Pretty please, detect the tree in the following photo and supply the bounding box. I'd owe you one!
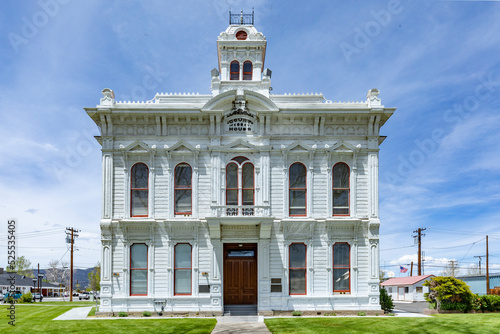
[423,276,475,312]
[466,264,481,276]
[380,287,394,313]
[6,255,34,278]
[88,262,101,292]
[45,259,69,284]
[440,261,460,277]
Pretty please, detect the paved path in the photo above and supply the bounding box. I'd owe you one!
[53,306,92,320]
[212,316,270,334]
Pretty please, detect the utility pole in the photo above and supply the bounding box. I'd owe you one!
[486,235,490,295]
[66,227,80,302]
[410,261,413,276]
[474,255,485,275]
[412,228,426,275]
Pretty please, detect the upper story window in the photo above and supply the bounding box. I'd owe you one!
[289,243,307,295]
[131,163,148,217]
[333,163,350,216]
[226,157,254,216]
[230,61,239,80]
[236,30,248,40]
[174,243,192,295]
[289,163,306,216]
[130,243,148,296]
[333,243,350,293]
[243,61,252,80]
[174,163,192,215]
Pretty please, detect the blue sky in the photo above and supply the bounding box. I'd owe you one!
[0,0,499,277]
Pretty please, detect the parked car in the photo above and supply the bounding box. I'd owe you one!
[91,291,100,300]
[73,292,79,296]
[3,291,22,303]
[32,293,43,302]
[79,292,90,300]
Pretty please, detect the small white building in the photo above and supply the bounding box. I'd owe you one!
[86,12,395,314]
[381,275,434,302]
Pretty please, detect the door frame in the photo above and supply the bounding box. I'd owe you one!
[223,242,258,306]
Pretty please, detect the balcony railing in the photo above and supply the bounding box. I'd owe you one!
[211,205,270,217]
[229,9,254,25]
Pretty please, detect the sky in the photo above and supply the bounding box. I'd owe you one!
[0,0,499,278]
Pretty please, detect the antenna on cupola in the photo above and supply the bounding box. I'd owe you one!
[229,7,254,25]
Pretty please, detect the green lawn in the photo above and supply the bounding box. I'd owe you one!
[265,314,500,334]
[0,304,216,333]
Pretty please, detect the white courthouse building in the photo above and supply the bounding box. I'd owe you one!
[86,12,395,315]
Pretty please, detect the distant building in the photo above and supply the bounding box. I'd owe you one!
[457,274,500,295]
[86,12,395,314]
[380,275,435,302]
[0,268,64,297]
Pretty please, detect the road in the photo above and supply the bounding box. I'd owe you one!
[393,301,429,314]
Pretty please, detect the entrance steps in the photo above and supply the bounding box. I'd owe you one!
[224,304,258,316]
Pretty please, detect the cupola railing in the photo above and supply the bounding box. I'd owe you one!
[229,9,254,25]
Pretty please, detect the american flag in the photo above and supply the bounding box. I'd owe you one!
[400,266,408,273]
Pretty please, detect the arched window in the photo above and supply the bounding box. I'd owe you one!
[131,163,148,217]
[236,30,247,40]
[130,243,147,296]
[243,61,252,80]
[174,163,192,215]
[333,243,350,293]
[289,163,306,216]
[289,243,306,295]
[174,243,192,295]
[333,163,350,216]
[230,61,239,80]
[226,157,254,216]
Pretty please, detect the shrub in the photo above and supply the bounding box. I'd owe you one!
[292,311,302,316]
[20,292,33,303]
[424,276,475,312]
[379,288,394,313]
[118,311,128,317]
[142,311,152,317]
[357,312,366,316]
[477,295,500,312]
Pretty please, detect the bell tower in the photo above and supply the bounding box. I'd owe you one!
[211,10,271,96]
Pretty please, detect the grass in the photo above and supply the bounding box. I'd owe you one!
[265,314,500,334]
[0,304,216,333]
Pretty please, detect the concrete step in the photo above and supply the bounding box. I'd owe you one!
[224,304,258,316]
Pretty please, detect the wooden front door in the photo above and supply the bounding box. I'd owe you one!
[223,243,258,305]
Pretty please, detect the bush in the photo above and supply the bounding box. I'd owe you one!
[477,295,500,312]
[142,311,152,317]
[292,311,302,316]
[424,276,475,312]
[357,312,366,316]
[20,292,33,303]
[118,312,128,317]
[380,288,394,313]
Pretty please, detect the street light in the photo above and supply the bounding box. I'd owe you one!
[32,278,37,301]
[38,273,45,301]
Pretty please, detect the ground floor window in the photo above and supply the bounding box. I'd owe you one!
[333,242,350,292]
[289,243,306,295]
[130,243,148,295]
[174,243,192,295]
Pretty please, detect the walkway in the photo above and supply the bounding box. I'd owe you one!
[53,306,93,320]
[212,316,270,334]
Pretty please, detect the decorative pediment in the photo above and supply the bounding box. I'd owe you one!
[328,141,360,153]
[122,141,150,153]
[201,89,279,113]
[167,141,199,153]
[281,141,313,153]
[223,139,259,150]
